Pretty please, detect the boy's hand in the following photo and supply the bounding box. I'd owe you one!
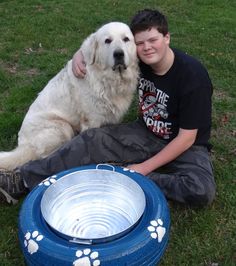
[127,163,150,176]
[72,50,87,78]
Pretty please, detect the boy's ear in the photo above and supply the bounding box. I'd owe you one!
[80,33,98,65]
[164,32,170,44]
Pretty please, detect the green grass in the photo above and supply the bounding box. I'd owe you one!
[0,0,235,265]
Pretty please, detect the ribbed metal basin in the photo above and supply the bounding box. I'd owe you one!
[40,167,146,244]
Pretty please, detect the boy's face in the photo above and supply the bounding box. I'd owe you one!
[134,27,170,67]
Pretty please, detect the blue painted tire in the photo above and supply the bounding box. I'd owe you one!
[18,165,170,266]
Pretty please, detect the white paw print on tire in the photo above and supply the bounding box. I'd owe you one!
[24,231,44,254]
[123,167,135,173]
[73,248,100,266]
[39,175,57,186]
[147,219,166,243]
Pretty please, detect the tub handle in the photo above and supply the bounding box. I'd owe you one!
[96,164,115,172]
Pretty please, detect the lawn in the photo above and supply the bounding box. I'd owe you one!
[0,0,235,265]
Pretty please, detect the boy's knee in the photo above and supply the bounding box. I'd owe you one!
[185,182,216,207]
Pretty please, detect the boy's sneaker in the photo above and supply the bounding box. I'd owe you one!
[0,169,27,204]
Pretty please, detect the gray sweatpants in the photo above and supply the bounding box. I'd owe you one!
[21,119,216,207]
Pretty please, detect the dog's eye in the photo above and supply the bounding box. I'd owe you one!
[123,37,130,42]
[105,38,112,44]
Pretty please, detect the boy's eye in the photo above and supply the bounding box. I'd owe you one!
[150,38,158,42]
[105,38,112,44]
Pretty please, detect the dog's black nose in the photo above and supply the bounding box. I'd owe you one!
[113,49,126,71]
[114,49,124,59]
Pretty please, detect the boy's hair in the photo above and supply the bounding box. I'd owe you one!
[130,9,168,36]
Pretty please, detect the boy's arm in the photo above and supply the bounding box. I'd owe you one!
[128,128,198,176]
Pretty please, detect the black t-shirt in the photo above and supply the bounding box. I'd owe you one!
[138,48,213,146]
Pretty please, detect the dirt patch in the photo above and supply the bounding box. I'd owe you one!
[0,60,40,77]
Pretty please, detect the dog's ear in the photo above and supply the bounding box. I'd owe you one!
[80,33,98,65]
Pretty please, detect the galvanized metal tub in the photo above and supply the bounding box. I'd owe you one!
[40,164,146,244]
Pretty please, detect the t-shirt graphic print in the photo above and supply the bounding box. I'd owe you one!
[139,77,172,140]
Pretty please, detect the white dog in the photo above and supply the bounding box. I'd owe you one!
[0,22,139,170]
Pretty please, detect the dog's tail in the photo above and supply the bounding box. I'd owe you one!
[0,145,37,170]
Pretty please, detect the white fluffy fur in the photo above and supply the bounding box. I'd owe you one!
[0,22,139,170]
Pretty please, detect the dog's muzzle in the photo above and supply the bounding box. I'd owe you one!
[112,49,127,71]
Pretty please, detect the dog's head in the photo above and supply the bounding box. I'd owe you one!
[81,22,137,72]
